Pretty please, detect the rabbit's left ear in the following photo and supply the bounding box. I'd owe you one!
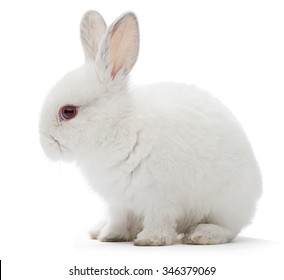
[99,12,139,79]
[80,10,107,61]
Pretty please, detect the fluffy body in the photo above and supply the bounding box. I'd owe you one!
[40,11,262,246]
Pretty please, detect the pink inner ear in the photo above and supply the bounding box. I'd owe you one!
[111,69,117,79]
[110,21,127,78]
[109,15,138,78]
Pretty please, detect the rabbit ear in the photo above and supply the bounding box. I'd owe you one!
[80,10,107,61]
[100,12,139,79]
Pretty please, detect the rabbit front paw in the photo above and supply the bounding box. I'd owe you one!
[98,225,133,242]
[134,230,176,246]
[89,220,107,240]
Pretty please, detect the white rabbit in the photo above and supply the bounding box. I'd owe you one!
[39,10,262,246]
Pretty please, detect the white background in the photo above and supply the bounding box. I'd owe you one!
[0,0,283,279]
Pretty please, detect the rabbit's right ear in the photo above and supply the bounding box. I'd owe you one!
[80,10,107,61]
[98,12,139,80]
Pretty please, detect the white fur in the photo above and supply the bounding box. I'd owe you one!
[39,11,262,246]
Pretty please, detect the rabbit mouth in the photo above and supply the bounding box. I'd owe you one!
[50,135,69,153]
[40,133,73,161]
[50,136,62,152]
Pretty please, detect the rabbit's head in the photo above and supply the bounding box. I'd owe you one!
[39,11,139,162]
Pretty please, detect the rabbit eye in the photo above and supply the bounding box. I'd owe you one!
[59,105,78,121]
